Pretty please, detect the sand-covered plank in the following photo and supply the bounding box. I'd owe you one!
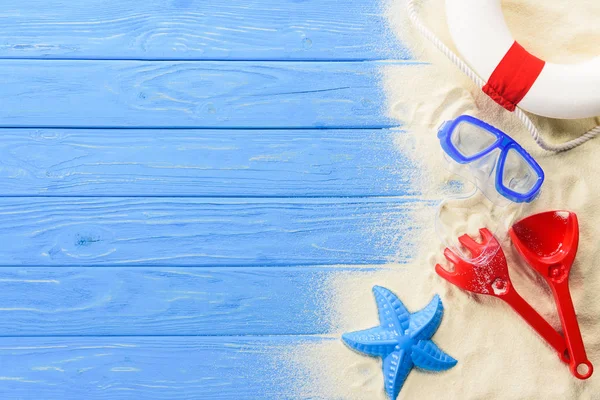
[0,0,408,61]
[0,60,408,128]
[0,197,419,266]
[0,266,382,336]
[0,335,329,399]
[0,128,415,197]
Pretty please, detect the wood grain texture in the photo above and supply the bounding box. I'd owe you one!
[0,128,415,197]
[0,0,409,61]
[0,335,329,399]
[0,3,420,398]
[0,60,409,128]
[0,197,421,266]
[0,266,386,336]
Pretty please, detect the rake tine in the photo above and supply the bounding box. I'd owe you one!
[443,247,462,266]
[479,228,494,242]
[458,233,483,253]
[435,263,457,282]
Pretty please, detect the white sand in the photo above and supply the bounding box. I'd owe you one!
[278,1,600,399]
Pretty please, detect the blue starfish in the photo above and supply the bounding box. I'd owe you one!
[342,286,457,399]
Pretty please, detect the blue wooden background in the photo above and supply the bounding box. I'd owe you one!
[0,1,417,398]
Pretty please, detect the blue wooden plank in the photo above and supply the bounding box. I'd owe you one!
[0,128,414,197]
[0,60,409,128]
[0,266,386,336]
[0,0,409,61]
[0,335,330,399]
[0,197,421,266]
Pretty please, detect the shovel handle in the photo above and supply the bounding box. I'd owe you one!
[551,281,593,379]
[502,289,569,364]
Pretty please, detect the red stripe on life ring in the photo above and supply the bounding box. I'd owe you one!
[482,41,545,112]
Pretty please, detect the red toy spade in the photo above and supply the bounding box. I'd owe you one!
[510,211,593,380]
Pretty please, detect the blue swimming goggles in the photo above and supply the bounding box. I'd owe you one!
[438,115,544,203]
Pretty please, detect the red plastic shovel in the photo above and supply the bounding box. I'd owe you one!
[435,228,569,364]
[510,211,593,379]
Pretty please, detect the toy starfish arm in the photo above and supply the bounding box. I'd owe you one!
[382,350,413,400]
[411,340,457,372]
[373,286,410,334]
[341,326,398,357]
[409,295,444,341]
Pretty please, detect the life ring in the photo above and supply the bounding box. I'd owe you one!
[445,0,600,120]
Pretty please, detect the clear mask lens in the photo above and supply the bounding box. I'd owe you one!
[451,120,498,158]
[502,148,538,196]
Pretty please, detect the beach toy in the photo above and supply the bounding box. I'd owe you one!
[435,228,569,365]
[406,0,600,152]
[342,286,457,400]
[438,115,544,204]
[510,211,593,379]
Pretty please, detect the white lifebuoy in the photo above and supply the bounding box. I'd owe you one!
[445,0,600,120]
